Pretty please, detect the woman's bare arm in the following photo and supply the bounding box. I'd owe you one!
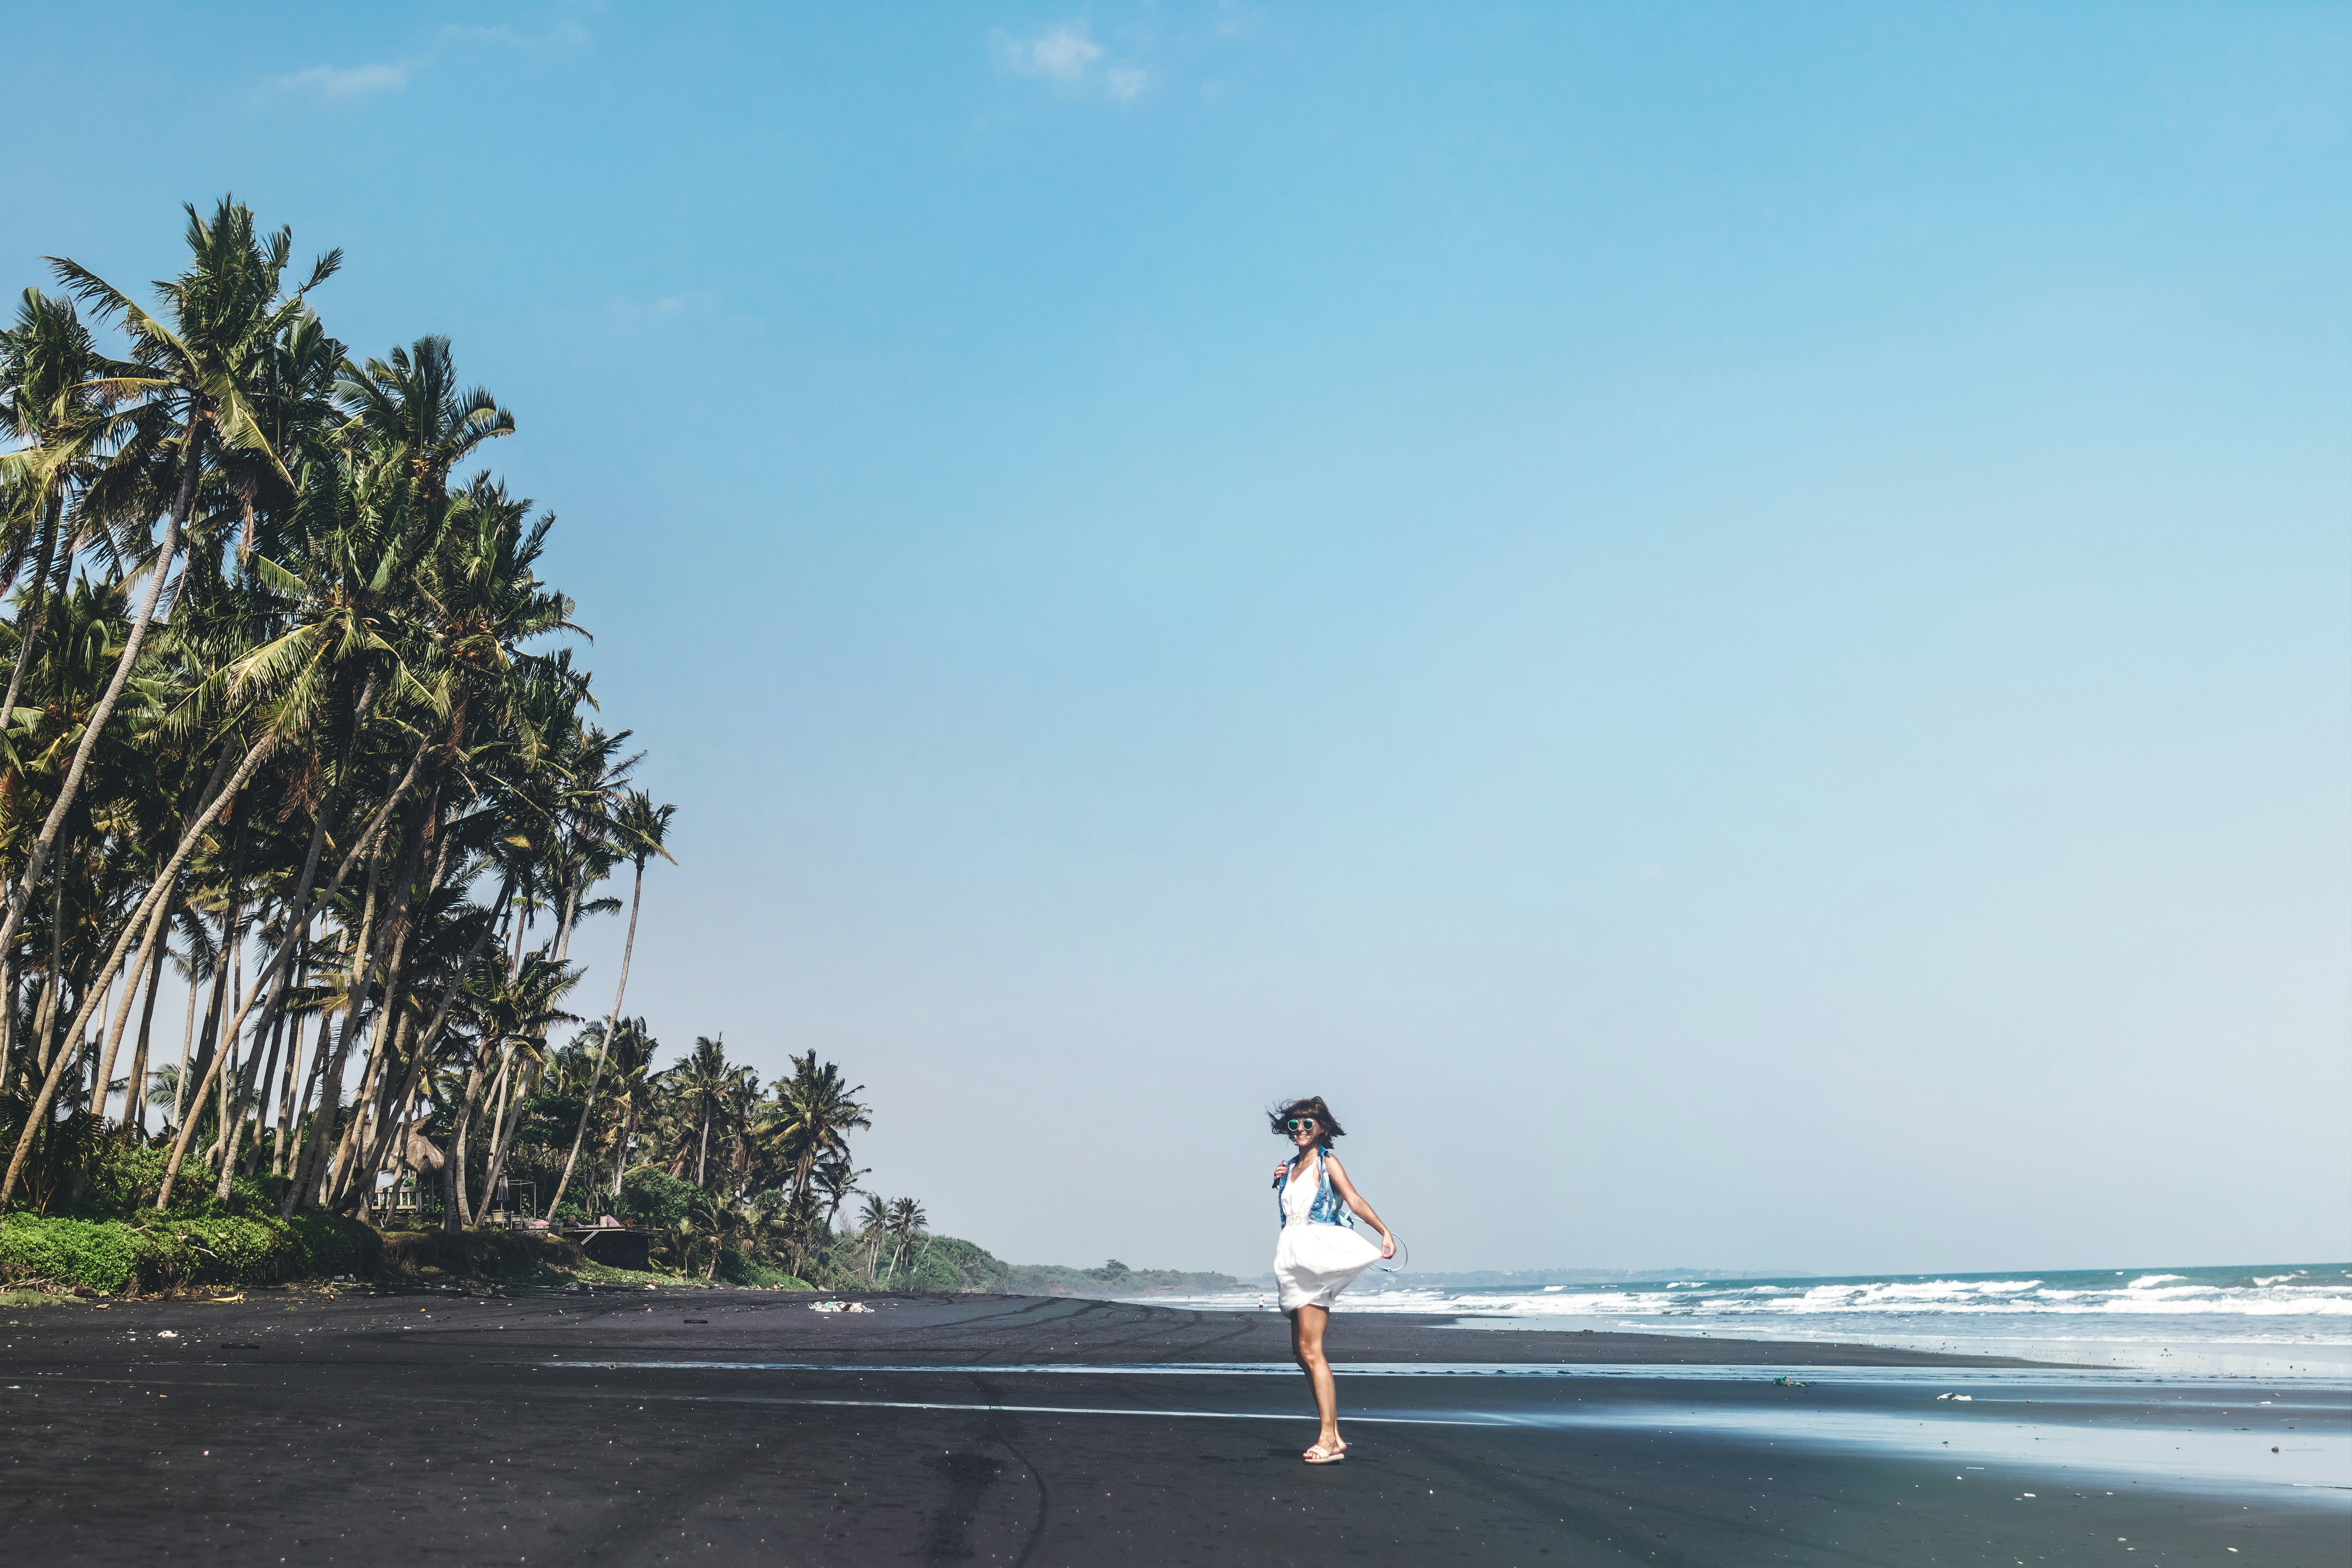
[1323,1156,1395,1253]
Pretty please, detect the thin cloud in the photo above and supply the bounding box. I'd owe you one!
[996,24,1104,82]
[993,22,1153,101]
[278,58,419,98]
[442,19,592,53]
[606,292,745,334]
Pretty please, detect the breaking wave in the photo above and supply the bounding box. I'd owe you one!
[1346,1267,2352,1321]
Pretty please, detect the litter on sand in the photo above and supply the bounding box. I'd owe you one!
[808,1301,872,1314]
[1936,1393,1973,1401]
[1772,1376,1809,1387]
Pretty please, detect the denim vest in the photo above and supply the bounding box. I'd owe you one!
[1273,1150,1354,1231]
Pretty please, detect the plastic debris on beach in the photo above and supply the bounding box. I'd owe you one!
[1772,1376,1808,1387]
[1936,1392,1973,1401]
[808,1301,872,1314]
[155,1330,178,1339]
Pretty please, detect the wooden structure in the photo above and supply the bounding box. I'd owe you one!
[565,1226,653,1270]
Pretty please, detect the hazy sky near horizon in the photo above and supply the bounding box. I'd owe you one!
[5,3,2346,1278]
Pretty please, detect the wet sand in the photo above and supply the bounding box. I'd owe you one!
[4,1287,2343,1564]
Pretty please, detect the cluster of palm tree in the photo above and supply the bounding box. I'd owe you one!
[857,1194,932,1289]
[509,1032,911,1283]
[0,198,678,1228]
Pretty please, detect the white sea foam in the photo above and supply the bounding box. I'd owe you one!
[1125,1261,2352,1374]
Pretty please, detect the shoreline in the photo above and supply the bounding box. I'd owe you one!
[7,1290,2341,1564]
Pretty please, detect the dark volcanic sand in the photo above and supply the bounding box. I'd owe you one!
[3,1287,2342,1565]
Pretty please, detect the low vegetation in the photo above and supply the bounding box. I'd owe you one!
[1005,1258,1242,1296]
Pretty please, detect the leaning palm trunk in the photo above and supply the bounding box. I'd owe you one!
[345,883,512,1228]
[0,492,63,728]
[0,414,204,969]
[238,990,290,1178]
[545,857,645,1218]
[218,897,303,1196]
[472,1043,535,1226]
[0,499,67,1059]
[93,904,174,1138]
[470,1051,515,1224]
[168,978,198,1131]
[84,736,245,1130]
[159,727,430,1211]
[320,811,439,1214]
[119,936,169,1144]
[284,851,385,1211]
[443,1044,494,1233]
[0,724,276,1205]
[341,818,458,1207]
[319,985,402,1214]
[269,937,312,1174]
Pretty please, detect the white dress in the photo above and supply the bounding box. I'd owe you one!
[1272,1152,1384,1312]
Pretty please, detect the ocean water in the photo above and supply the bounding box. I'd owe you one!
[1129,1263,2352,1378]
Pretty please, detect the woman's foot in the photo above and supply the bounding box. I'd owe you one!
[1303,1443,1345,1464]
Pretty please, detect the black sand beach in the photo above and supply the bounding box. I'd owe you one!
[4,1287,2343,1565]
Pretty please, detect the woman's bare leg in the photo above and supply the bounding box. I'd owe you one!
[1289,1304,1340,1453]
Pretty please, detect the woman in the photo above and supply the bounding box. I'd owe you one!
[1269,1096,1396,1464]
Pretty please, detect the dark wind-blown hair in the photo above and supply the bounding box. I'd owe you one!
[1270,1096,1345,1149]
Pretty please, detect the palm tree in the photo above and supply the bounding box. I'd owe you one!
[717,1068,764,1197]
[335,336,512,508]
[676,1187,737,1280]
[812,1155,867,1232]
[0,201,678,1242]
[593,1011,659,1194]
[885,1196,929,1288]
[5,210,369,1211]
[856,1193,890,1285]
[5,200,338,966]
[662,1035,737,1191]
[755,1051,872,1202]
[546,788,673,1216]
[438,947,580,1225]
[0,287,134,727]
[757,1186,829,1282]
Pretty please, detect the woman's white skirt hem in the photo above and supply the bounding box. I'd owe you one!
[1272,1222,1382,1312]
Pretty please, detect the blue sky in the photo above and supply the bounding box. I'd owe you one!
[6,4,2346,1275]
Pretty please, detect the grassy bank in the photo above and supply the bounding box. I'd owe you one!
[0,1211,824,1297]
[0,1145,1227,1299]
[0,1210,377,1296]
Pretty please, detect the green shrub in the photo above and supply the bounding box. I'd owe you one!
[0,1210,379,1294]
[0,1213,144,1292]
[63,1145,293,1222]
[78,1145,170,1217]
[920,1235,1013,1292]
[613,1168,698,1230]
[714,1248,810,1289]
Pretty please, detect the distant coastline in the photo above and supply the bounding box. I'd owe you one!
[988,1262,1812,1296]
[1004,1258,1244,1297]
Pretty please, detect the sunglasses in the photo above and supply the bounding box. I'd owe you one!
[1285,1118,1319,1132]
